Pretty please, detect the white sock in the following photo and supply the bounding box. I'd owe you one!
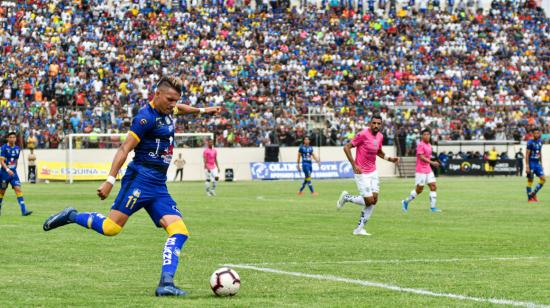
[405,190,417,203]
[212,180,217,191]
[356,205,374,229]
[429,191,437,208]
[344,194,366,206]
[205,181,211,192]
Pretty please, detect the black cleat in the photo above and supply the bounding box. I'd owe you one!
[22,211,33,216]
[43,207,77,231]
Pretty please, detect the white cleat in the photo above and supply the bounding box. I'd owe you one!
[353,228,372,236]
[337,191,348,210]
[210,190,216,196]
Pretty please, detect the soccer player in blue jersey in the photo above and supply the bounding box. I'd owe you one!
[526,128,545,202]
[0,132,32,216]
[297,137,320,195]
[43,76,221,296]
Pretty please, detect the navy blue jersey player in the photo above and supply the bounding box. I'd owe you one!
[526,128,545,202]
[43,76,221,296]
[0,132,32,216]
[297,137,320,195]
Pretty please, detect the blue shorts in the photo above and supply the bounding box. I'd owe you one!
[111,165,181,227]
[302,163,312,178]
[1,170,21,189]
[528,162,544,178]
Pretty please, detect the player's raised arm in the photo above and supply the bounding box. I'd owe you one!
[97,134,140,200]
[377,148,399,164]
[173,104,222,115]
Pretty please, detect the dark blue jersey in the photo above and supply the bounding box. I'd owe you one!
[0,144,20,170]
[128,103,175,176]
[526,138,542,164]
[299,145,314,164]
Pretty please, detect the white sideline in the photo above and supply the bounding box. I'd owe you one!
[239,256,550,266]
[224,264,550,308]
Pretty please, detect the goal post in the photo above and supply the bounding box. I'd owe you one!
[65,132,213,183]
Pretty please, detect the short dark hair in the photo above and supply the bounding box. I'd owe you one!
[532,127,540,133]
[7,132,16,137]
[371,114,382,121]
[421,128,431,135]
[156,76,183,96]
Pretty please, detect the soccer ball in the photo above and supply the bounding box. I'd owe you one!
[209,267,240,296]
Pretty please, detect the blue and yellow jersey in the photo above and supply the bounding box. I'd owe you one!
[527,138,542,165]
[128,103,175,176]
[0,144,20,171]
[299,145,314,165]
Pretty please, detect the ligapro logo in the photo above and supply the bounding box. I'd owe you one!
[338,161,352,174]
[251,163,268,178]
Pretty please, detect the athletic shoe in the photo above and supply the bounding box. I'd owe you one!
[210,190,216,197]
[297,191,304,196]
[402,200,409,212]
[352,228,372,236]
[532,194,539,202]
[528,197,538,203]
[43,207,76,231]
[430,207,442,213]
[22,211,33,216]
[155,284,187,297]
[336,191,348,210]
[311,192,319,197]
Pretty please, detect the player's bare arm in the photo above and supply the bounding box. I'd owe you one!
[215,157,220,173]
[173,104,222,115]
[419,154,439,167]
[97,134,140,200]
[0,156,14,177]
[343,142,361,174]
[312,153,320,164]
[297,152,302,171]
[377,149,399,164]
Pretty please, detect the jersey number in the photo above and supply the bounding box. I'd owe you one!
[125,196,138,209]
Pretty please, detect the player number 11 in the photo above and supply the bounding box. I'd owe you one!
[125,196,138,209]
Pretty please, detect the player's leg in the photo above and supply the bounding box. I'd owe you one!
[338,174,367,209]
[354,174,378,236]
[0,187,5,216]
[402,173,425,212]
[304,165,315,194]
[11,172,31,216]
[298,166,308,194]
[205,169,212,196]
[146,193,188,296]
[211,169,219,196]
[526,170,535,201]
[531,167,545,201]
[428,182,441,212]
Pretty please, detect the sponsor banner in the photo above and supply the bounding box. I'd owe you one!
[446,159,517,176]
[37,161,126,181]
[250,161,354,180]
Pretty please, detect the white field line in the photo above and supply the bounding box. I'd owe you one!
[237,256,550,266]
[225,264,550,308]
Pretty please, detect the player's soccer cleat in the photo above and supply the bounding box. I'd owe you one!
[336,191,348,210]
[297,191,304,196]
[22,211,33,216]
[311,192,318,196]
[430,207,442,213]
[210,190,216,197]
[353,228,372,236]
[528,196,538,203]
[43,207,77,231]
[529,194,539,202]
[401,200,409,212]
[155,284,188,297]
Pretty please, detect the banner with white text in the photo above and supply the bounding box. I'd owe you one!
[250,161,354,180]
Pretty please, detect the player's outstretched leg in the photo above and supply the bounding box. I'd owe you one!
[43,207,77,231]
[353,204,374,236]
[337,192,366,209]
[530,177,545,202]
[402,189,417,212]
[14,188,32,216]
[156,219,189,297]
[336,191,349,209]
[44,208,123,237]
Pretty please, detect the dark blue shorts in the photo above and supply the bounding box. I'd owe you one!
[111,165,181,227]
[302,163,312,178]
[528,162,544,178]
[1,171,21,189]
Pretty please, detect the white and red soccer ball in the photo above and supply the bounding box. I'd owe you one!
[210,267,241,296]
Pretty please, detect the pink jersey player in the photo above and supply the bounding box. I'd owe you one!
[416,141,432,174]
[203,147,217,171]
[351,127,384,174]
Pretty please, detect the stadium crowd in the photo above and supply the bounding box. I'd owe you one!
[0,0,548,149]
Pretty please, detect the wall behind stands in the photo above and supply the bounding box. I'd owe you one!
[14,145,549,182]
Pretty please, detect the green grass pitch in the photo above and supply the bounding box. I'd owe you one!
[0,177,548,307]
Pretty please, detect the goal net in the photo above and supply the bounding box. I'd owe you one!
[61,133,213,183]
